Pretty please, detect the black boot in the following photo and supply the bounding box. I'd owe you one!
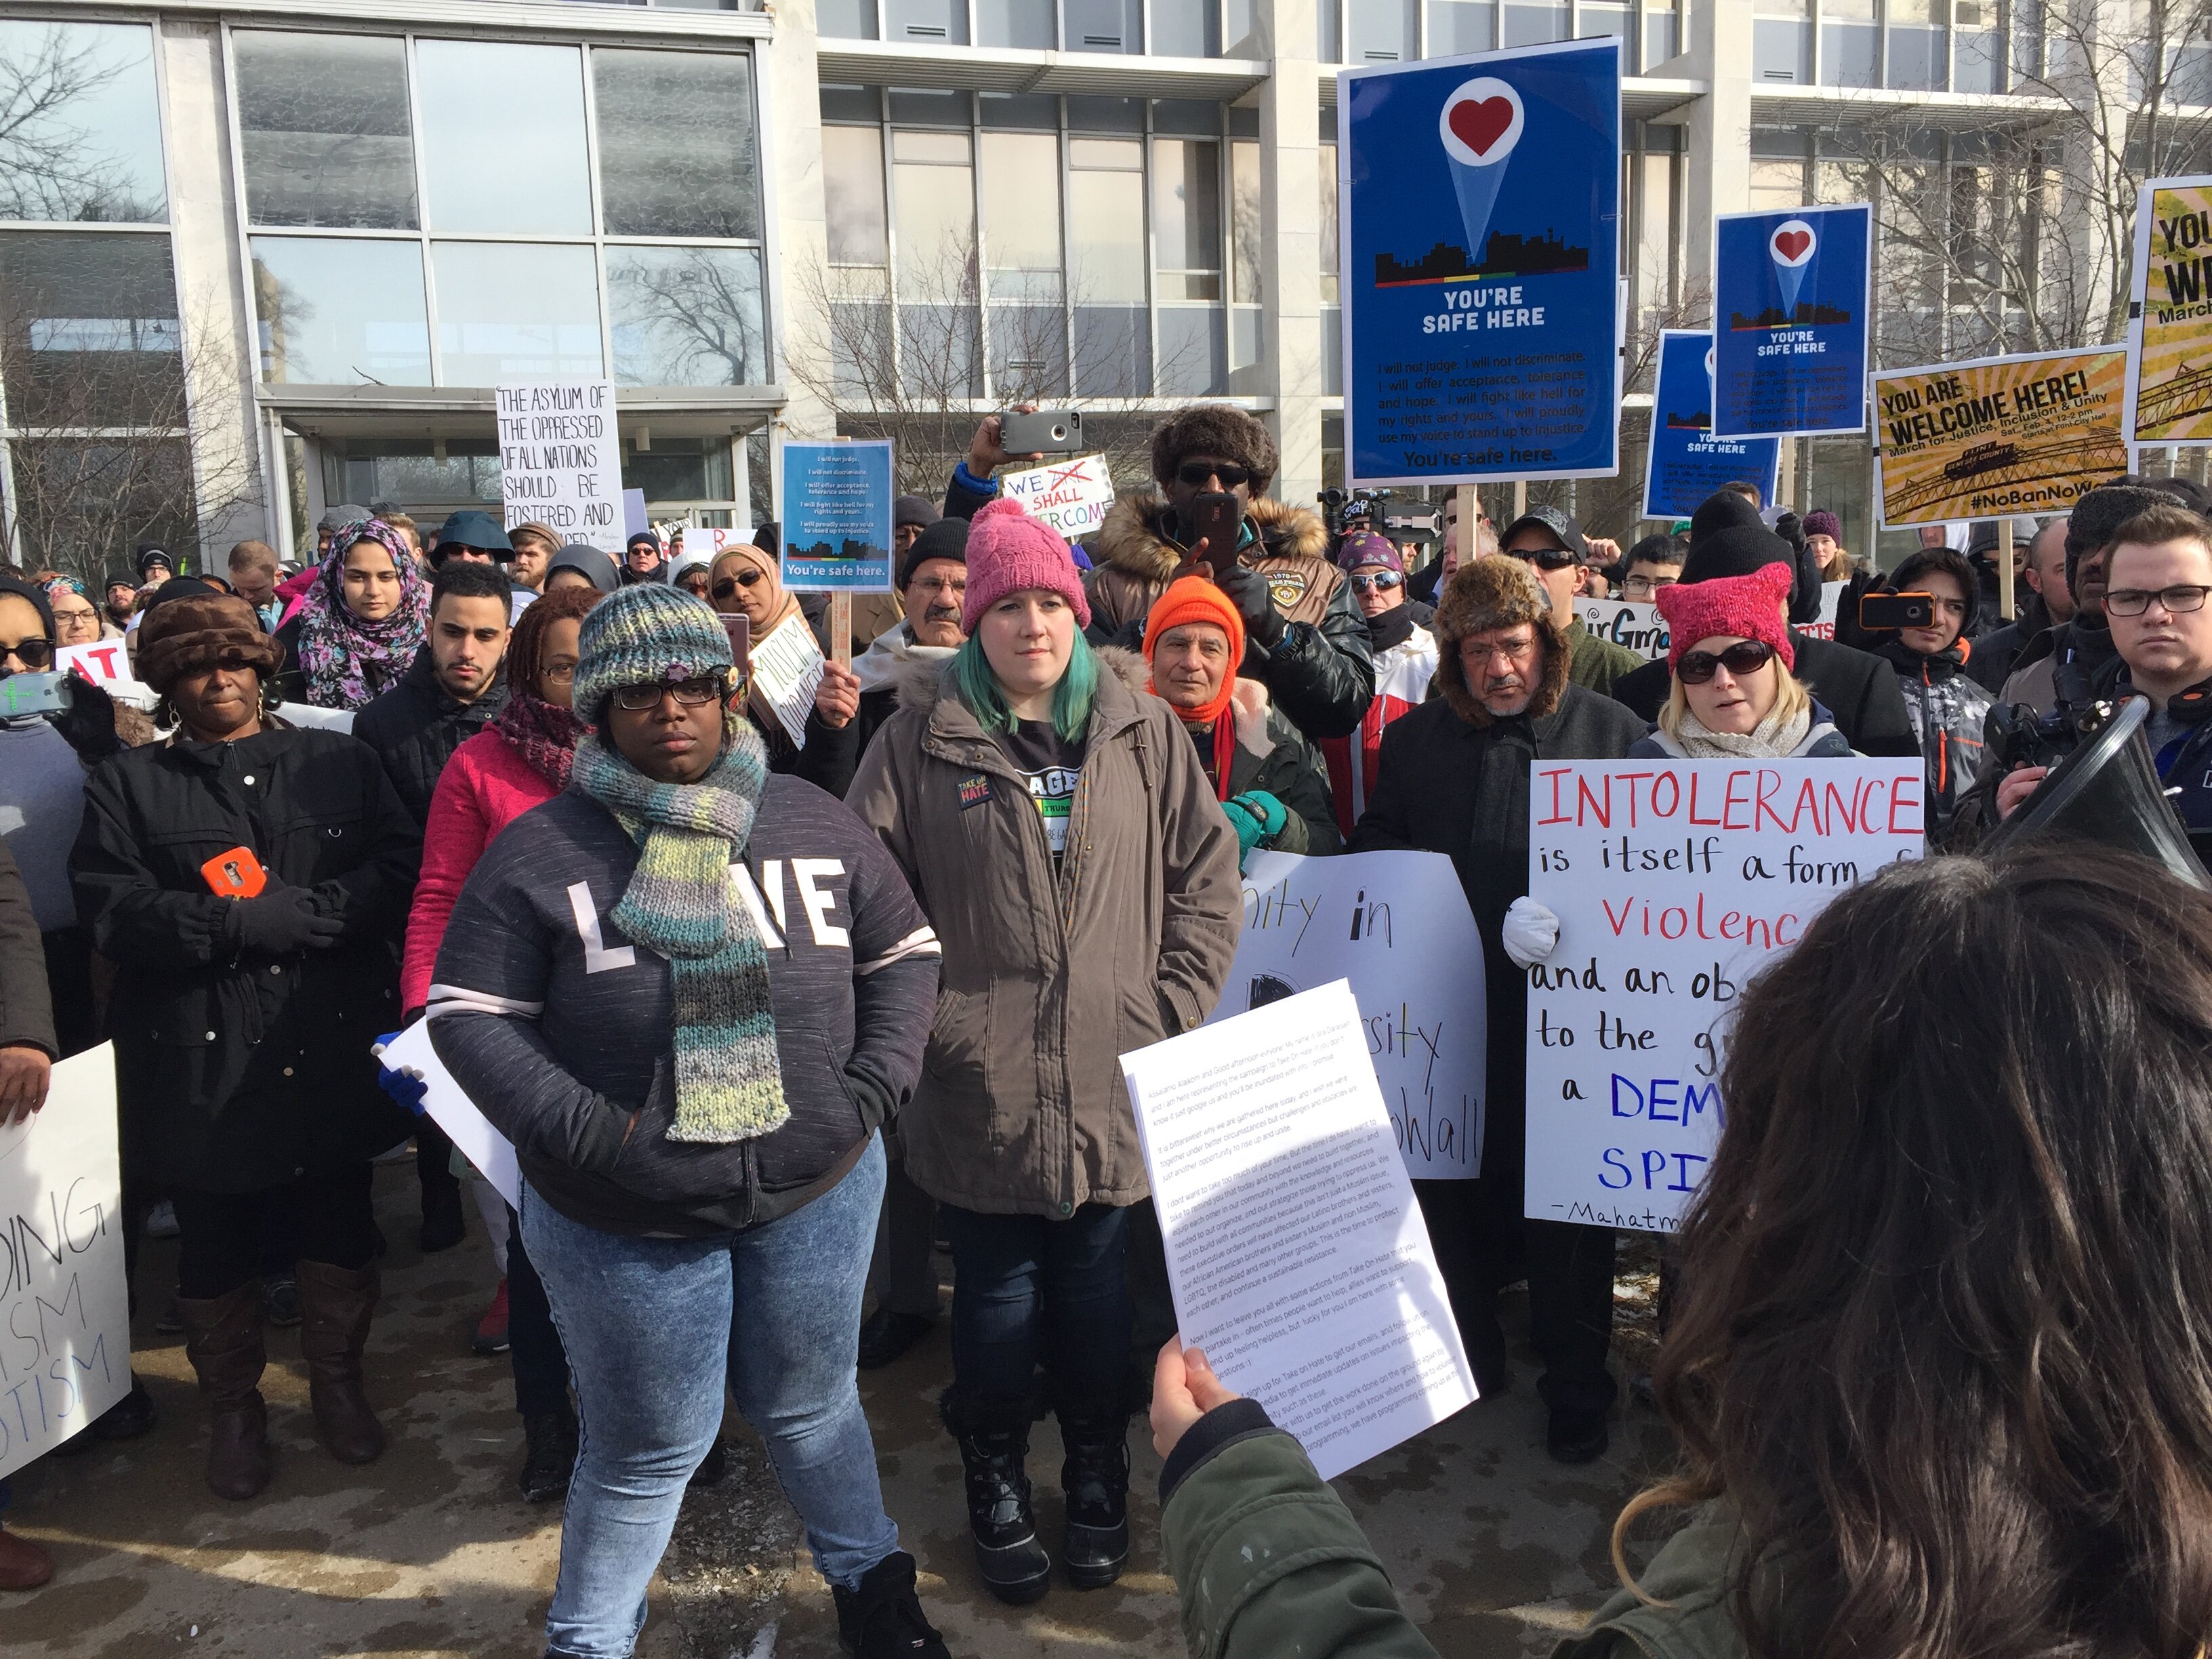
[832,1550,951,1658]
[1058,1411,1131,1589]
[943,1389,1050,1605]
[518,1402,577,1504]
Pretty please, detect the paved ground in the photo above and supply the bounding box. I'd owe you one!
[5,1162,1673,1658]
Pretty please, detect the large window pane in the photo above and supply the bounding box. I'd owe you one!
[978,0,1057,47]
[593,49,762,239]
[990,304,1070,398]
[234,32,416,230]
[1429,0,1496,53]
[1231,139,1261,303]
[1067,0,1142,51]
[1320,142,1339,304]
[1073,306,1149,395]
[1153,139,1222,299]
[417,41,592,234]
[1347,0,1417,63]
[12,436,196,579]
[620,432,731,502]
[0,231,180,426]
[1069,144,1147,304]
[1821,0,1879,86]
[608,245,766,386]
[1158,306,1225,395]
[1504,0,1568,45]
[819,0,878,39]
[824,126,890,266]
[251,235,431,384]
[892,129,975,303]
[1151,1,1223,56]
[0,21,165,224]
[981,132,1063,300]
[431,242,602,382]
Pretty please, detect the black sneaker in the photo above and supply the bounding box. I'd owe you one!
[689,1437,728,1490]
[92,1373,158,1441]
[262,1274,302,1328]
[1547,1408,1610,1465]
[518,1408,578,1504]
[857,1309,935,1370]
[834,1551,950,1658]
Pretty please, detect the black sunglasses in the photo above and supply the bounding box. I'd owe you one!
[0,636,56,670]
[1676,640,1776,684]
[1177,460,1253,488]
[1349,571,1404,593]
[710,570,766,600]
[1507,544,1580,572]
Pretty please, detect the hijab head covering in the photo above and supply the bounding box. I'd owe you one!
[547,542,621,595]
[294,516,430,708]
[710,542,802,638]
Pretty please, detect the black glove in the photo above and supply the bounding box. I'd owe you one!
[234,888,344,956]
[49,676,121,760]
[1214,563,1286,649]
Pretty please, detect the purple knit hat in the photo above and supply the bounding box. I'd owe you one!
[1801,509,1843,541]
[961,497,1092,631]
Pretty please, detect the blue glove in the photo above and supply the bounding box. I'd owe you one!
[1221,796,1267,861]
[1229,790,1288,838]
[373,1031,429,1115]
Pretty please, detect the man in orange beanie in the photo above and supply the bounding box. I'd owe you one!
[1141,577,1336,869]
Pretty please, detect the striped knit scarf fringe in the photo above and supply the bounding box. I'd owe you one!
[569,714,787,1143]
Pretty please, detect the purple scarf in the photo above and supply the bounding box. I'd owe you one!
[493,693,587,789]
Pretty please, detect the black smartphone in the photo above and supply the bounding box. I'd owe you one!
[1858,591,1935,631]
[1189,491,1242,574]
[999,409,1084,453]
[720,613,752,687]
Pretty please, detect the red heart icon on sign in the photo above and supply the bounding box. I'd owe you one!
[1774,230,1812,261]
[1448,97,1516,158]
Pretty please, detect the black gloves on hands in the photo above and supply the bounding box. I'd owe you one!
[235,887,344,956]
[1214,563,1287,649]
[49,676,123,760]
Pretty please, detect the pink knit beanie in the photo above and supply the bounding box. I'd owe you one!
[1655,561,1796,674]
[960,497,1092,632]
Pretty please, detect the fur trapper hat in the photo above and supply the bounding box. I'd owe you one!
[1431,554,1568,726]
[1149,405,1279,496]
[136,586,284,694]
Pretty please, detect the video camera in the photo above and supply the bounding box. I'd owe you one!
[1317,487,1391,539]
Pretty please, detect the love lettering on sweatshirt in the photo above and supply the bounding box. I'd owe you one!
[1521,760,1923,1235]
[565,859,853,972]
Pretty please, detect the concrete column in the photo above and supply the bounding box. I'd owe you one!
[1256,0,1324,512]
[160,20,266,559]
[1682,0,1755,294]
[761,0,836,451]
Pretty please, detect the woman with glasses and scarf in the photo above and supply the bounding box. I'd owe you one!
[706,541,832,771]
[399,581,600,1505]
[272,516,431,710]
[71,585,420,1501]
[428,584,951,1659]
[1321,531,1441,838]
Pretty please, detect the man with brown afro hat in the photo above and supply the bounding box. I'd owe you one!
[1349,554,1644,1466]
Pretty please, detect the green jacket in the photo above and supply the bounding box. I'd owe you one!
[1161,1404,1750,1659]
[1566,619,1645,695]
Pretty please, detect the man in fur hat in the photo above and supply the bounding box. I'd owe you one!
[1350,555,1645,1466]
[951,405,1374,741]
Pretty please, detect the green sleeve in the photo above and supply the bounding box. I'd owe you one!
[1162,1431,1441,1659]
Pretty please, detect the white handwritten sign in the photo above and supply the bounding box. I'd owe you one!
[1581,581,1846,660]
[1000,453,1117,541]
[750,613,827,750]
[497,380,623,539]
[1123,981,1477,1479]
[0,1046,131,1478]
[1206,851,1484,1179]
[1523,760,1922,1233]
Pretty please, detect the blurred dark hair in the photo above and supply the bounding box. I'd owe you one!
[1626,532,1687,570]
[1625,848,2212,1659]
[428,558,513,617]
[506,581,601,697]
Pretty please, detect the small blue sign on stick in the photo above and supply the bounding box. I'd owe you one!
[1642,330,1782,519]
[779,441,895,592]
[1340,38,1622,486]
[1710,203,1872,438]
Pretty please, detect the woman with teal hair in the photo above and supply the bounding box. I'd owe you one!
[849,497,1242,1607]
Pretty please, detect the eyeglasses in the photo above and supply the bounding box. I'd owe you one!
[1465,636,1538,665]
[1505,544,1580,572]
[1349,571,1404,593]
[2105,584,2212,617]
[1622,573,1679,598]
[541,662,577,683]
[1677,640,1776,684]
[710,571,765,600]
[609,674,726,712]
[1176,460,1253,488]
[0,636,56,670]
[910,576,967,596]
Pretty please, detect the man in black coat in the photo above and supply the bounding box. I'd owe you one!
[351,558,512,1253]
[1608,493,1919,758]
[1351,555,1646,1467]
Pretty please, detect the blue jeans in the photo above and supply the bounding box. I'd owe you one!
[941,1202,1132,1418]
[523,1136,898,1659]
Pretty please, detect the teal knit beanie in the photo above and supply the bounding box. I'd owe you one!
[573,583,734,724]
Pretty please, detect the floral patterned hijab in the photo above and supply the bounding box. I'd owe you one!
[293,517,428,708]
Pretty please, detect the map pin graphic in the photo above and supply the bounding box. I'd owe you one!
[1438,77,1524,273]
[1770,219,1816,322]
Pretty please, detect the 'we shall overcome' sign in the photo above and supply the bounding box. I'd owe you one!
[1522,760,1922,1233]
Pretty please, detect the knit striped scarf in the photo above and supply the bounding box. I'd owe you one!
[570,714,787,1143]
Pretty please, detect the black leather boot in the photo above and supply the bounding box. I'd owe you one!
[943,1389,1050,1605]
[1057,1410,1131,1589]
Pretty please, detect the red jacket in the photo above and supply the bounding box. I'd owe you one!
[400,728,557,1014]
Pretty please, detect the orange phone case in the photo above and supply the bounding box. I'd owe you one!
[201,845,268,899]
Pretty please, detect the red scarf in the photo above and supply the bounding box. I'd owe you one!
[493,693,588,789]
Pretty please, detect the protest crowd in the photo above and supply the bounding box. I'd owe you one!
[9,386,2212,1659]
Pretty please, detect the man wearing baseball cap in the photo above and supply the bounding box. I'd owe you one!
[1497,506,1641,695]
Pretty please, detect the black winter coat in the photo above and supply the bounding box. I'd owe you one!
[352,647,510,827]
[0,842,56,1058]
[1611,633,1919,759]
[70,726,422,1191]
[1349,685,1645,1200]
